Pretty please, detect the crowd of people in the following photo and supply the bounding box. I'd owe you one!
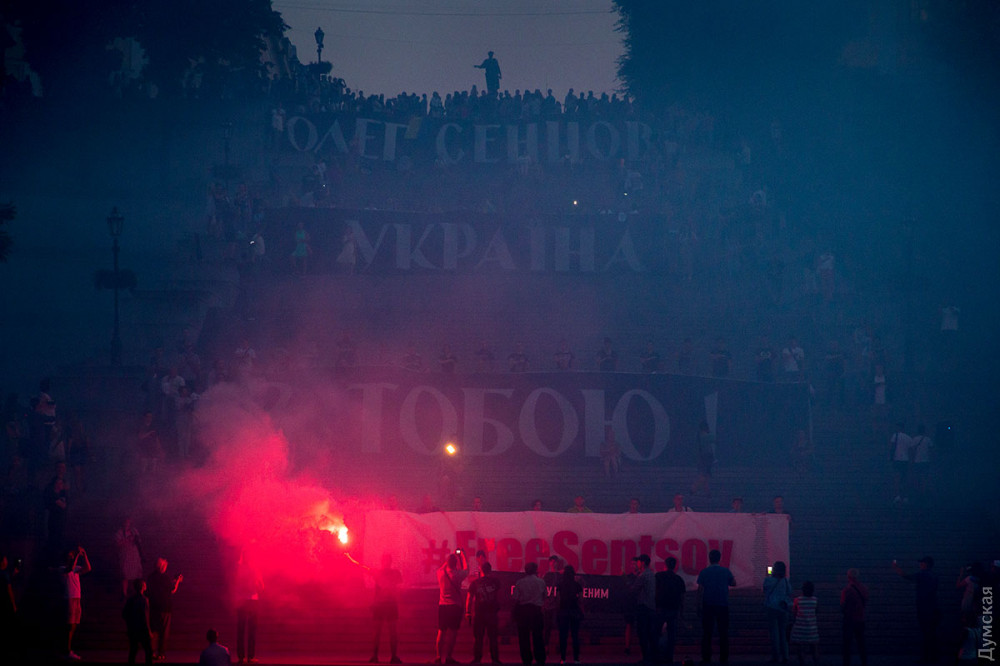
[357,546,997,666]
[274,47,723,138]
[191,325,913,425]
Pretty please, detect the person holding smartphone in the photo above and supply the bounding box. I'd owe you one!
[763,561,793,663]
[59,546,92,661]
[435,550,468,664]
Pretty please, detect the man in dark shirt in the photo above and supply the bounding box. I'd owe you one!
[840,568,869,666]
[542,556,562,654]
[507,343,529,373]
[631,554,657,663]
[697,549,736,664]
[123,579,153,666]
[199,629,231,666]
[596,337,618,372]
[467,562,501,664]
[639,342,661,373]
[655,556,686,666]
[893,556,939,663]
[146,558,182,661]
[553,340,575,371]
[621,557,639,656]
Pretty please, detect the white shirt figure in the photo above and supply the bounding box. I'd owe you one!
[911,433,933,464]
[890,430,914,463]
[782,344,804,374]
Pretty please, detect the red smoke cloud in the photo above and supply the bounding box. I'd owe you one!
[170,383,357,604]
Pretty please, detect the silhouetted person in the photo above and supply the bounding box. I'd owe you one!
[632,554,657,663]
[467,562,501,664]
[542,555,562,652]
[639,341,662,373]
[122,579,153,665]
[507,343,529,372]
[512,561,546,665]
[553,338,575,371]
[840,568,868,666]
[889,423,913,504]
[596,337,618,372]
[655,556,685,666]
[436,551,468,664]
[893,556,939,663]
[199,629,232,666]
[567,495,592,513]
[763,561,792,663]
[697,548,735,664]
[234,548,263,664]
[475,52,502,96]
[556,565,584,663]
[368,553,403,664]
[147,557,182,660]
[115,517,144,598]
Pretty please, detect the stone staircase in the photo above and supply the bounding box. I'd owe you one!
[7,194,992,662]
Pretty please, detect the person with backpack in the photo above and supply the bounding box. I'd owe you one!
[763,561,793,663]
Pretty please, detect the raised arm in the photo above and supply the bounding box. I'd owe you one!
[77,547,92,575]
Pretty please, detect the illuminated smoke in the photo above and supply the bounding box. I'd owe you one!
[163,381,357,604]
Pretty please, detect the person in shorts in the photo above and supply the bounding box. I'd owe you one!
[435,551,468,664]
[60,546,92,660]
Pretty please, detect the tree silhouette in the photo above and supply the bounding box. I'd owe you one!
[612,1,860,111]
[5,0,286,100]
[613,1,1000,112]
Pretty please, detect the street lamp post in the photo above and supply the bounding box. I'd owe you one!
[314,26,325,63]
[107,207,125,366]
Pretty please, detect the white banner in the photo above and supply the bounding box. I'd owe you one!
[362,510,789,590]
